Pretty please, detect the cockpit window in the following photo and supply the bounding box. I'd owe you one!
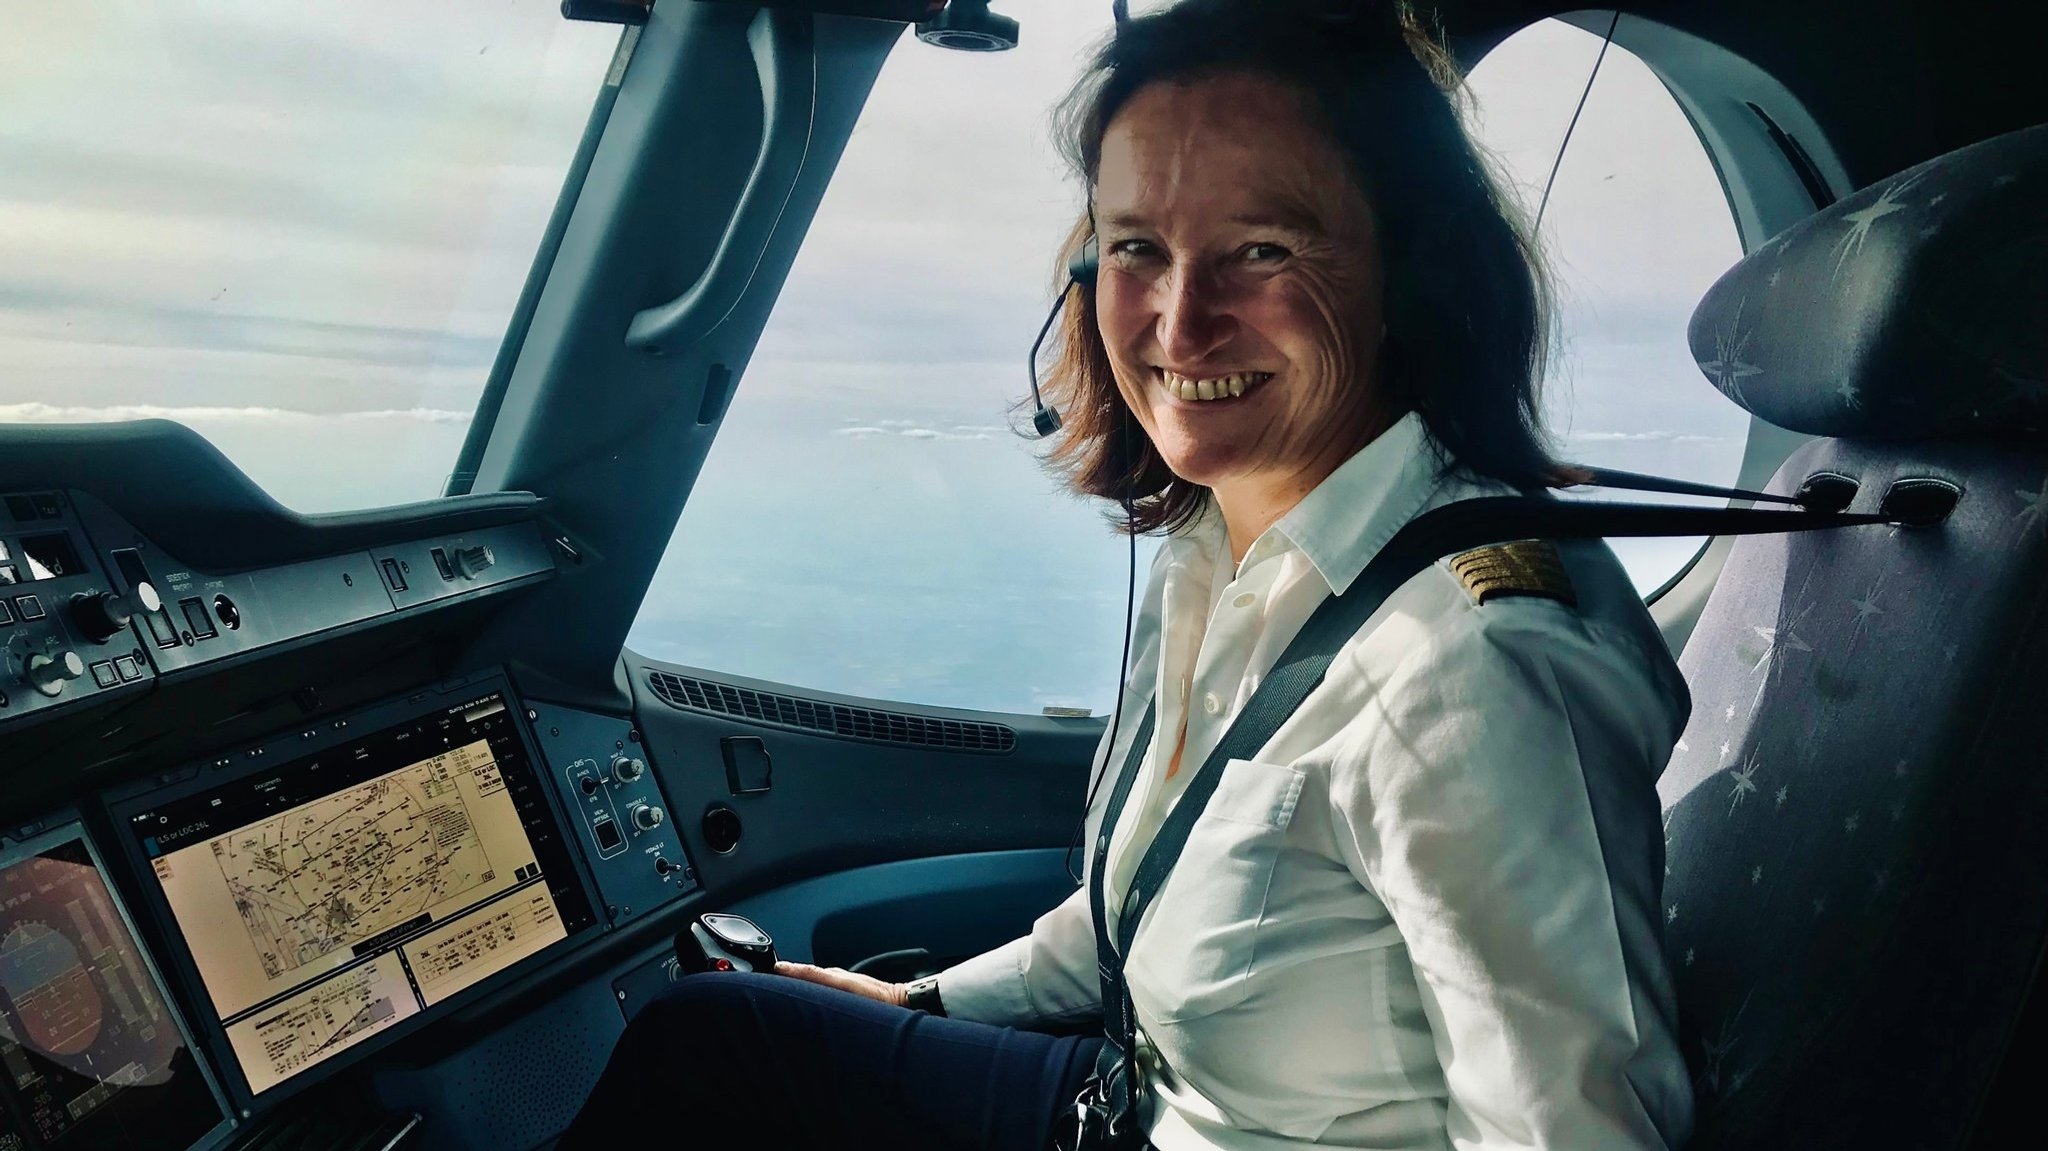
[626,9,1752,714]
[628,1,1146,716]
[1467,19,1751,592]
[0,0,620,512]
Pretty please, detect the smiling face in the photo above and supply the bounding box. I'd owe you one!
[1093,70,1393,517]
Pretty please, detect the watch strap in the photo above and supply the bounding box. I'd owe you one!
[905,974,946,1016]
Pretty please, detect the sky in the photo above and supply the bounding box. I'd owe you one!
[0,0,1751,714]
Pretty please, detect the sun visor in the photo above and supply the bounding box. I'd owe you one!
[1687,122,2048,440]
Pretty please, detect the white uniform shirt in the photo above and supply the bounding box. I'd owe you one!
[939,412,1695,1150]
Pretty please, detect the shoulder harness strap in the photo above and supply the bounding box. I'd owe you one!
[1448,539,1576,606]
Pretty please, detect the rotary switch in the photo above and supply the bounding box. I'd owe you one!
[612,755,646,784]
[26,651,86,697]
[630,803,666,832]
[71,582,162,644]
[453,545,495,579]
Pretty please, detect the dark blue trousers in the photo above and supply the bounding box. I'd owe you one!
[558,972,1104,1150]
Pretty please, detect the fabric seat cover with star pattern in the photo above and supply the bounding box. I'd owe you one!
[1656,121,2048,1149]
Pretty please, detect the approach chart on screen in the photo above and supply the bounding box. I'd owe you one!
[212,746,505,980]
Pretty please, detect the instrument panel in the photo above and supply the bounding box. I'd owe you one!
[1,672,697,1147]
[0,821,232,1151]
[0,462,698,1147]
[0,492,156,722]
[0,486,554,734]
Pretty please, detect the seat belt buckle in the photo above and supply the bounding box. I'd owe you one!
[1053,1063,1149,1151]
[1053,1078,1114,1151]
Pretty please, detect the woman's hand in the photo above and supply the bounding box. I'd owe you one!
[771,960,910,1007]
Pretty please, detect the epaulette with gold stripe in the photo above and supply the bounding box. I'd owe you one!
[1447,540,1577,607]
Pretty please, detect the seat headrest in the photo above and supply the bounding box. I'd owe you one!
[1688,122,2048,440]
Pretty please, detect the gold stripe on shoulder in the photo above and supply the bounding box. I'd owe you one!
[1448,540,1577,607]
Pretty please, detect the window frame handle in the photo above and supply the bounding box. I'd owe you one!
[625,8,815,356]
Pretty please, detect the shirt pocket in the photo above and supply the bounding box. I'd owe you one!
[1127,758,1306,1024]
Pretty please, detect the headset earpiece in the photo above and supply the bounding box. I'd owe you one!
[1068,234,1099,287]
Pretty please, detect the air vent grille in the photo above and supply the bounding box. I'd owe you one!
[647,671,1016,754]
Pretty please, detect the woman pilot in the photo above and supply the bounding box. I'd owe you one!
[561,1,1693,1147]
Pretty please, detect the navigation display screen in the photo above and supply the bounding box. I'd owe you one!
[120,690,594,1096]
[0,828,226,1150]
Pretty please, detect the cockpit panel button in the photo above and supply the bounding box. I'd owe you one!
[13,594,45,621]
[114,655,143,681]
[145,608,181,648]
[180,597,217,641]
[90,661,119,688]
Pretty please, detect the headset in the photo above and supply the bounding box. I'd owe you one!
[1028,227,1130,886]
[1025,234,1099,438]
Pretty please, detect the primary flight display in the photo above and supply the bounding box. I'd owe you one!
[0,827,227,1151]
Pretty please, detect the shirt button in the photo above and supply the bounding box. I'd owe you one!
[1232,592,1256,608]
[1202,692,1221,716]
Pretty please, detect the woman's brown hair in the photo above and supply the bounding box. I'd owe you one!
[1037,0,1570,535]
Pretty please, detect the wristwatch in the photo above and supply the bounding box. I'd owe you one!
[904,974,946,1016]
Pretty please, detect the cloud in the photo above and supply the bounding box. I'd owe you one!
[1,136,564,254]
[830,421,998,442]
[0,402,470,425]
[0,0,615,422]
[1566,430,1731,444]
[0,285,501,369]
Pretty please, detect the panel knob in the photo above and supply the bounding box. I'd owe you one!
[70,583,162,643]
[27,651,86,697]
[454,545,495,579]
[612,755,646,784]
[631,803,665,832]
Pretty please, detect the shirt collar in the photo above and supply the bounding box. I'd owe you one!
[1166,410,1442,595]
[1272,410,1444,595]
